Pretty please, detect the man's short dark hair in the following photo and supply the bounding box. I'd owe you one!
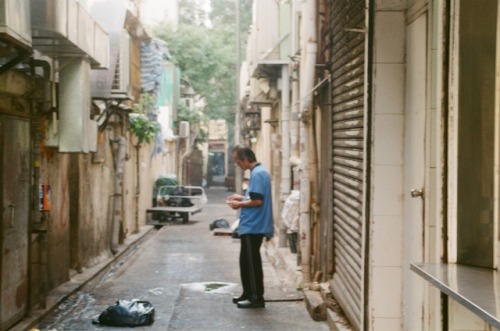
[233,145,257,163]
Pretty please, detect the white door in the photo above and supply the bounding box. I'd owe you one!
[403,13,428,331]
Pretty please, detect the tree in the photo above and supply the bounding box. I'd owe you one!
[179,0,210,26]
[153,0,252,140]
[129,93,159,145]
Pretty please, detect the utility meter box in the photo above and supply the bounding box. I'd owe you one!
[179,121,190,138]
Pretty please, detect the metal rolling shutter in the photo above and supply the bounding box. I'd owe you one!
[329,1,366,330]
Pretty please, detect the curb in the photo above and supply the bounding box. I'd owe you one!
[265,238,354,331]
[10,225,156,331]
[264,237,302,288]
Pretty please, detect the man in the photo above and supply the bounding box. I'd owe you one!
[227,145,273,309]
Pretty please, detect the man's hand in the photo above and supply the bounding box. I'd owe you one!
[226,194,243,210]
[227,201,241,210]
[226,194,243,202]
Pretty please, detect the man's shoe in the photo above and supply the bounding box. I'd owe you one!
[232,295,248,304]
[236,299,265,309]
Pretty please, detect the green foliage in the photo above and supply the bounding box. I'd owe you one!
[129,115,159,145]
[177,103,205,123]
[133,93,157,116]
[179,0,210,26]
[129,93,160,145]
[177,103,208,145]
[152,0,253,144]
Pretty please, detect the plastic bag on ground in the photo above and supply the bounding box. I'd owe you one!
[209,218,230,230]
[94,299,155,326]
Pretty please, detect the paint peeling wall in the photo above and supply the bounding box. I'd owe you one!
[38,124,164,293]
[40,152,72,288]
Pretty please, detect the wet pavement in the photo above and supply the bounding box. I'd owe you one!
[18,187,329,331]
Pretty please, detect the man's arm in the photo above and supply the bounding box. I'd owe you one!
[227,194,263,210]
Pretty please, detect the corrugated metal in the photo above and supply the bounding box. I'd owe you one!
[141,39,166,93]
[329,0,366,330]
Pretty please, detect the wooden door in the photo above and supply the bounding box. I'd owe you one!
[0,115,30,330]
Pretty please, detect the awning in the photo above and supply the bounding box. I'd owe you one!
[31,0,109,69]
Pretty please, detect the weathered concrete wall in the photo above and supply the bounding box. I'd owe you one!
[122,134,164,236]
[40,152,72,290]
[76,151,114,267]
[138,142,164,224]
[37,123,165,295]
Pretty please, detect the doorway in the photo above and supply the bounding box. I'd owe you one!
[0,115,30,330]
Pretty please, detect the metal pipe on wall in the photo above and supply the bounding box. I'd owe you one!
[235,0,243,195]
[290,0,300,168]
[279,64,291,247]
[298,0,317,284]
[135,144,140,233]
[111,135,127,254]
[29,59,52,310]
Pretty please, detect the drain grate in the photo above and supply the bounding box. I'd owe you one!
[204,283,227,292]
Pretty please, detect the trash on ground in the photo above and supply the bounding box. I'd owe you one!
[209,218,229,230]
[93,299,154,327]
[231,218,240,239]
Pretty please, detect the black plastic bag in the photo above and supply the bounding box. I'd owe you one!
[209,218,230,230]
[94,299,154,327]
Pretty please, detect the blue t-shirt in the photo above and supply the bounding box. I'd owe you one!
[239,163,274,238]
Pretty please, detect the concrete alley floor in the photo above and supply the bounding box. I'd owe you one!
[22,187,329,331]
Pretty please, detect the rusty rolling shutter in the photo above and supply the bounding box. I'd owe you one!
[329,0,366,330]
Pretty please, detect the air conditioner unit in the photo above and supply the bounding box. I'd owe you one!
[0,0,31,48]
[111,31,131,97]
[179,121,190,138]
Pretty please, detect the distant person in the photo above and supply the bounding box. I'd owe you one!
[226,145,273,309]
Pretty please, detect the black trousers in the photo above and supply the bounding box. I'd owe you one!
[239,234,264,300]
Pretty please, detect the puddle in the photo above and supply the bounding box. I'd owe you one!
[181,281,237,294]
[204,283,227,291]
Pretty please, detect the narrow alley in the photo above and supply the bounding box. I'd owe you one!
[24,187,328,331]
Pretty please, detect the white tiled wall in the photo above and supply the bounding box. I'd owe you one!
[449,301,490,331]
[369,8,406,331]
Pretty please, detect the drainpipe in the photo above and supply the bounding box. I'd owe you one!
[111,135,127,254]
[135,144,140,233]
[279,64,291,247]
[290,0,300,169]
[29,59,52,310]
[298,0,317,284]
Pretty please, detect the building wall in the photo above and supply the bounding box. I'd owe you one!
[37,120,164,293]
[371,0,498,330]
[0,72,32,328]
[74,152,114,267]
[369,2,406,329]
[40,147,72,289]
